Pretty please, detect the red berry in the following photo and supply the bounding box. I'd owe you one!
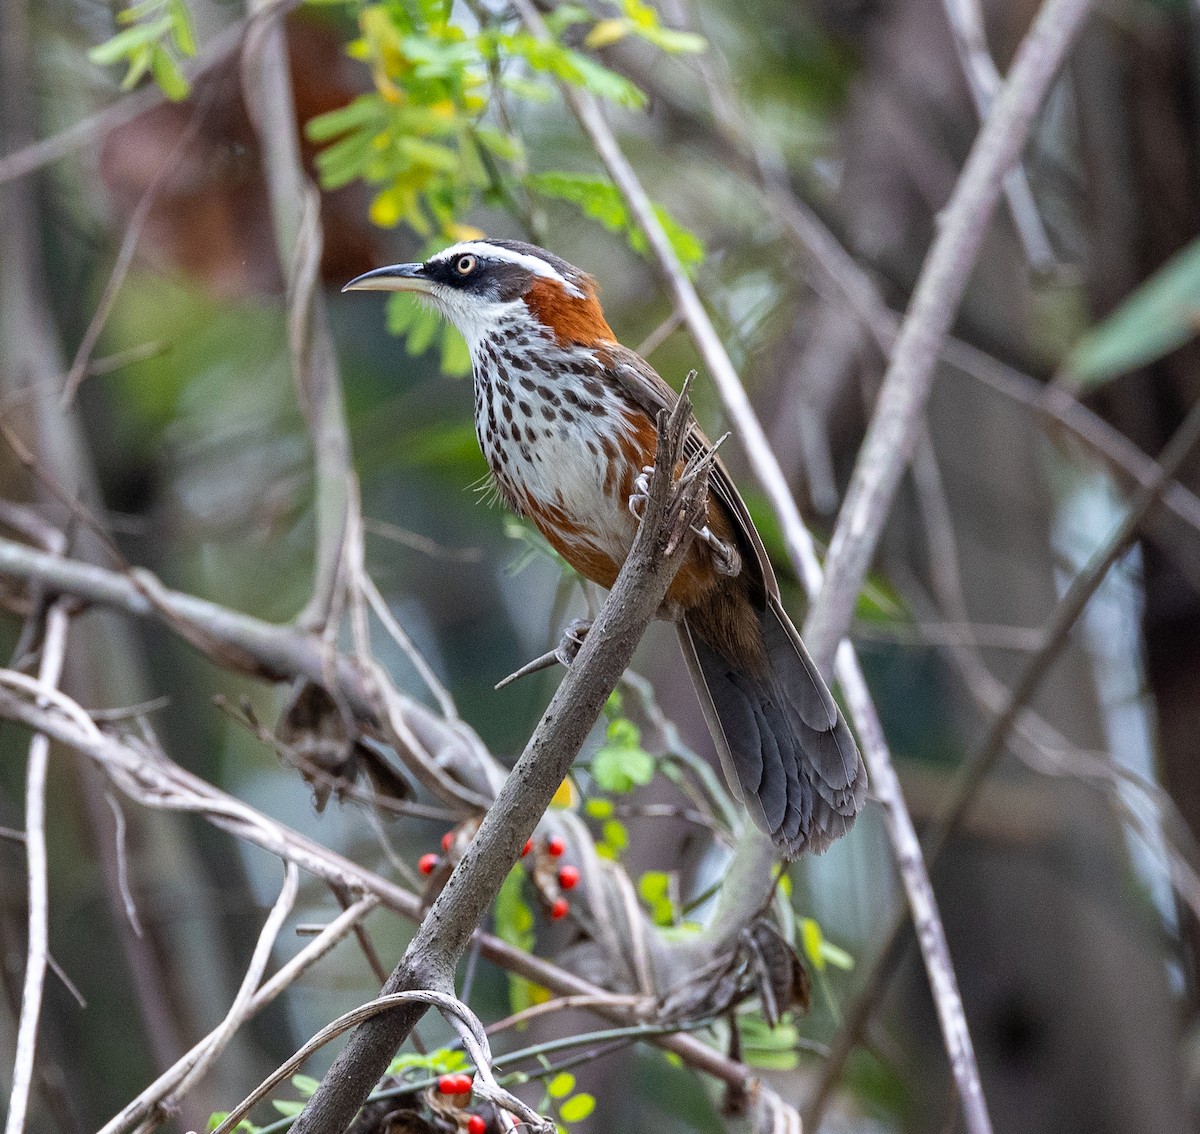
[558,865,580,890]
[441,830,455,852]
[418,853,440,876]
[438,1073,472,1095]
[546,835,566,857]
[521,838,533,857]
[467,1116,487,1134]
[549,897,570,920]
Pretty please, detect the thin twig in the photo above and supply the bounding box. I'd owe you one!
[0,21,247,187]
[61,87,215,406]
[5,598,69,1134]
[211,991,553,1134]
[166,863,299,1110]
[241,0,354,632]
[941,0,1057,272]
[361,573,459,721]
[99,894,378,1134]
[105,791,144,937]
[0,679,759,1098]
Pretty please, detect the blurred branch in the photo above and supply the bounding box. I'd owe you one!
[643,21,1200,547]
[805,0,1097,673]
[61,88,216,406]
[509,2,989,1130]
[941,0,1057,272]
[0,20,246,186]
[241,0,352,631]
[4,597,69,1134]
[101,894,379,1134]
[286,390,714,1134]
[804,391,1200,1127]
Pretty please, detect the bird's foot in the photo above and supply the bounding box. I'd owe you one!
[495,618,593,690]
[627,466,655,522]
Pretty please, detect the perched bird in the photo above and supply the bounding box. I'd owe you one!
[344,240,866,854]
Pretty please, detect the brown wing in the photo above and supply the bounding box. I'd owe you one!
[604,344,778,610]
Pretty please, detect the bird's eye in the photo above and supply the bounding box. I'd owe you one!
[454,255,477,276]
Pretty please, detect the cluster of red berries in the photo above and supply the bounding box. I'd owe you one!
[435,1075,486,1133]
[416,831,580,920]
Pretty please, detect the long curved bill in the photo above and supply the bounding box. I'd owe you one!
[341,263,431,294]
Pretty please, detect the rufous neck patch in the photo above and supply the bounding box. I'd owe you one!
[523,275,616,347]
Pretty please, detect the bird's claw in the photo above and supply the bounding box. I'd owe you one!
[627,465,655,521]
[692,524,741,577]
[495,618,593,689]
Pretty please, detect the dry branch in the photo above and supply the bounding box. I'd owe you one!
[4,599,69,1134]
[285,390,712,1134]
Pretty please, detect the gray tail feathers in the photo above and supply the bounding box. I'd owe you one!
[677,595,866,855]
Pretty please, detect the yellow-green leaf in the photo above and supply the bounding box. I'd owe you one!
[559,1094,596,1122]
[548,1072,576,1099]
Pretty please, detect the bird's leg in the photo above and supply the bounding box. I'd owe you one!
[495,617,592,690]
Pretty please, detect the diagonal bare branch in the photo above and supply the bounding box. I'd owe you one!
[284,390,713,1134]
[804,0,1099,675]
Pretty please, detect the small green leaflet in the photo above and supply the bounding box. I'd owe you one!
[527,172,705,271]
[559,1094,597,1122]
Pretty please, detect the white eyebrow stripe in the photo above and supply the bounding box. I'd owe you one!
[431,241,586,299]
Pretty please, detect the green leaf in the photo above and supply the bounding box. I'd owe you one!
[440,324,471,377]
[584,797,614,819]
[291,1075,320,1097]
[501,74,554,102]
[798,916,854,972]
[606,717,639,747]
[1067,235,1200,391]
[386,293,421,335]
[149,45,189,100]
[601,819,628,852]
[799,917,826,972]
[88,17,171,65]
[559,1094,596,1122]
[548,1072,576,1099]
[591,743,654,793]
[527,171,704,270]
[169,0,197,55]
[208,1114,259,1134]
[495,865,535,949]
[637,870,670,902]
[271,1101,305,1118]
[738,1014,799,1071]
[306,96,384,143]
